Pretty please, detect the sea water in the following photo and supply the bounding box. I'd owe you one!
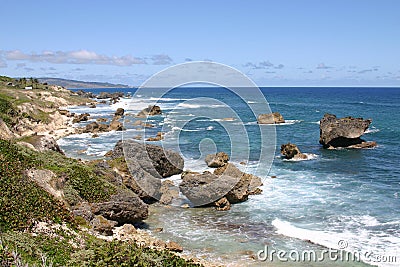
[59,87,400,266]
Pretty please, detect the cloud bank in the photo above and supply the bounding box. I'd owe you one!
[2,49,174,66]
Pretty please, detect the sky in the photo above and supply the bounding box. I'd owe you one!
[0,0,399,86]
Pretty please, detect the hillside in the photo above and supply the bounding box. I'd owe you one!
[39,77,131,89]
[0,76,202,267]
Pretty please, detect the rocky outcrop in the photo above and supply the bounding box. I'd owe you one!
[257,112,285,124]
[0,119,15,140]
[280,143,307,160]
[179,163,262,209]
[214,163,263,203]
[114,108,125,117]
[91,215,117,236]
[109,119,123,131]
[113,108,125,121]
[91,190,148,224]
[97,92,124,100]
[112,140,184,178]
[137,105,162,117]
[73,113,90,123]
[75,90,95,98]
[26,135,65,155]
[205,152,229,167]
[159,180,180,205]
[319,113,377,148]
[108,140,184,201]
[24,168,65,200]
[146,132,163,141]
[82,122,109,133]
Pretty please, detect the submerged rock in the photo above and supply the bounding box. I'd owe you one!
[257,112,285,124]
[205,152,229,168]
[319,113,376,148]
[280,143,308,160]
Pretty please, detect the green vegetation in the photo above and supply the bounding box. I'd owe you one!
[0,76,203,266]
[0,139,73,231]
[0,231,202,267]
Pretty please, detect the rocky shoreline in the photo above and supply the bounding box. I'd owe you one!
[0,79,379,266]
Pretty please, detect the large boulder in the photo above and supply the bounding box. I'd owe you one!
[257,112,285,124]
[83,122,109,133]
[109,119,123,131]
[109,140,184,201]
[179,163,263,208]
[319,113,376,148]
[136,105,162,117]
[280,143,307,160]
[205,152,229,168]
[91,190,148,224]
[112,140,184,178]
[115,108,125,117]
[179,171,231,206]
[214,163,263,203]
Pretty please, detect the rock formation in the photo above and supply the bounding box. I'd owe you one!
[26,135,65,155]
[205,152,229,167]
[91,190,148,224]
[257,112,285,124]
[107,140,184,201]
[146,132,163,141]
[179,163,262,209]
[73,113,90,123]
[319,113,377,148]
[137,105,162,117]
[280,143,308,160]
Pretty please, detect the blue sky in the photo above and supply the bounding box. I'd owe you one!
[1,0,399,86]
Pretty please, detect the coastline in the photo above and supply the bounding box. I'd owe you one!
[0,80,215,266]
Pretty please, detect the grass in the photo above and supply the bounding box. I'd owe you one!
[0,231,202,267]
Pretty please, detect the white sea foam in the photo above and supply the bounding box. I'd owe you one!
[206,126,214,131]
[282,153,318,161]
[365,128,380,134]
[272,218,400,267]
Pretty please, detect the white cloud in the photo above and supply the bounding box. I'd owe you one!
[3,49,151,66]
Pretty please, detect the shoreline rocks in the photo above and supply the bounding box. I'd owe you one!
[257,112,285,124]
[179,162,263,209]
[205,152,229,168]
[319,113,377,149]
[280,143,307,160]
[137,105,162,118]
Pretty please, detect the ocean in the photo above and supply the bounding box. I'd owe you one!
[59,87,400,266]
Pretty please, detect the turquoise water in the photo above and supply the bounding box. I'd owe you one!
[60,87,400,266]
